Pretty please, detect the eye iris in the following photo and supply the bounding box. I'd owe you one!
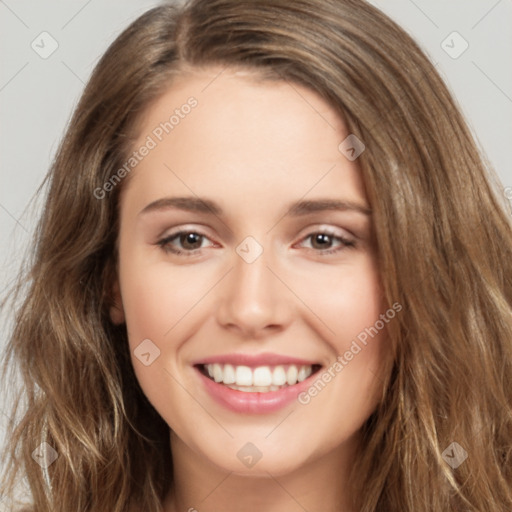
[181,232,202,250]
[311,233,332,250]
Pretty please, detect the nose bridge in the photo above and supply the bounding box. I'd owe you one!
[232,238,276,310]
[234,244,271,298]
[216,235,290,334]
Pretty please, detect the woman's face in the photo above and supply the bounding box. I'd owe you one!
[112,66,390,476]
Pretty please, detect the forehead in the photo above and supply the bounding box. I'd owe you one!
[121,66,368,215]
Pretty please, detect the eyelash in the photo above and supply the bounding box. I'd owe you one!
[156,229,356,257]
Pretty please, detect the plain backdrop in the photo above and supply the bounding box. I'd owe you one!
[0,0,511,507]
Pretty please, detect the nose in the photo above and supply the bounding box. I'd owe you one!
[215,244,292,339]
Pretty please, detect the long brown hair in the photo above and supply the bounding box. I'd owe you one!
[1,0,511,510]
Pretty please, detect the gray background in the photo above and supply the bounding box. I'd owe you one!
[0,0,511,506]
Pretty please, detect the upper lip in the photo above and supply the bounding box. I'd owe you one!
[193,352,321,367]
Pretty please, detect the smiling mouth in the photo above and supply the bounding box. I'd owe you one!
[196,363,322,392]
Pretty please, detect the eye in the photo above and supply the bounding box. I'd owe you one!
[156,228,356,257]
[156,230,214,256]
[297,230,356,255]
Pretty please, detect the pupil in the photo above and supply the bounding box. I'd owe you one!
[182,233,201,249]
[312,233,331,249]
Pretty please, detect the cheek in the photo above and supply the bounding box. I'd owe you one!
[292,257,383,344]
[117,254,219,405]
[119,257,210,345]
[331,264,387,392]
[294,257,387,399]
[338,274,383,343]
[117,258,200,417]
[296,269,389,443]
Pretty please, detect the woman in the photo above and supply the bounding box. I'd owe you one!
[1,0,511,511]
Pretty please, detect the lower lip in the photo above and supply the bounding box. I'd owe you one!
[195,366,319,414]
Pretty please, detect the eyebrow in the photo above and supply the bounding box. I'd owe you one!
[139,196,372,217]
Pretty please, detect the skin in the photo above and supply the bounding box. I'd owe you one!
[110,66,390,512]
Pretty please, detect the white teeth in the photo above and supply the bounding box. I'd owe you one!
[253,366,272,386]
[286,365,298,385]
[223,364,236,384]
[225,384,282,392]
[203,363,316,389]
[213,363,223,383]
[272,366,287,386]
[235,365,253,386]
[297,366,312,382]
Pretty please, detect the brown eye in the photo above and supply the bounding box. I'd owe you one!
[178,232,203,250]
[310,233,335,250]
[298,231,356,256]
[157,230,212,256]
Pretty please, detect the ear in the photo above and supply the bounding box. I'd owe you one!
[109,278,126,325]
